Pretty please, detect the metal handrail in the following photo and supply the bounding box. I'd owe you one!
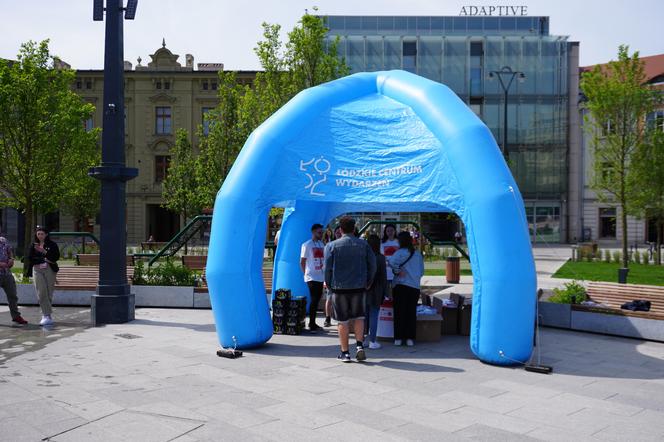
[49,231,100,245]
[146,215,213,266]
[357,219,470,261]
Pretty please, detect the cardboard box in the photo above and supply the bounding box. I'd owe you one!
[458,304,472,336]
[441,307,459,335]
[416,314,442,342]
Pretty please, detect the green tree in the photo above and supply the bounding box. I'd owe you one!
[580,45,658,269]
[285,8,348,90]
[630,128,664,264]
[60,136,101,232]
[169,11,349,212]
[193,71,249,209]
[0,40,98,263]
[162,129,202,222]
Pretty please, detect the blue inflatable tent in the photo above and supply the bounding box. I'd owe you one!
[206,70,536,365]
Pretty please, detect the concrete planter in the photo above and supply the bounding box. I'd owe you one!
[16,284,39,304]
[538,300,664,343]
[131,285,194,308]
[571,310,664,342]
[1,284,203,309]
[538,301,571,329]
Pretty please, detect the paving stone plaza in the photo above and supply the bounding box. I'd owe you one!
[1,247,663,441]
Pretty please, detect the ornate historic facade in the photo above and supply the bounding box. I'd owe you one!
[63,42,256,244]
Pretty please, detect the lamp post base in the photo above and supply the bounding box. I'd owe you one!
[91,294,135,325]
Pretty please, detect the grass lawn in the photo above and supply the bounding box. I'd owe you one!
[553,260,664,286]
[424,268,473,276]
[424,259,472,276]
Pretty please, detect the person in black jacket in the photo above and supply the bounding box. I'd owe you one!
[27,226,59,326]
[365,234,388,349]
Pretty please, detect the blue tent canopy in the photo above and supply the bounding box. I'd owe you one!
[206,70,536,365]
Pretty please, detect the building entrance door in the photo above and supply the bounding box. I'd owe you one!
[525,203,561,243]
[146,205,180,242]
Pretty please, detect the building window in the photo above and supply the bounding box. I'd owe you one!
[403,41,417,73]
[202,107,213,136]
[155,155,171,183]
[602,119,615,136]
[470,41,484,97]
[202,81,209,90]
[211,81,217,90]
[469,98,483,117]
[76,81,82,89]
[164,81,170,90]
[647,110,664,132]
[84,117,94,132]
[155,107,172,134]
[156,81,162,89]
[599,207,617,239]
[86,81,92,89]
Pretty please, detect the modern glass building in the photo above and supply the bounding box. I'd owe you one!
[324,16,581,243]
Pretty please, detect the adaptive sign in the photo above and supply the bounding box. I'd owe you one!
[460,5,528,16]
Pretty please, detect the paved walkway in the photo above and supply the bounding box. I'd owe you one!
[1,306,664,441]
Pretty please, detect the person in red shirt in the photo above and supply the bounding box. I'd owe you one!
[380,224,399,289]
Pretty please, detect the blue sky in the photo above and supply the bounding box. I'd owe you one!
[1,0,662,69]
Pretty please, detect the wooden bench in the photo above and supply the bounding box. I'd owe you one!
[76,254,135,267]
[181,255,207,271]
[54,265,134,291]
[573,282,664,320]
[181,255,273,293]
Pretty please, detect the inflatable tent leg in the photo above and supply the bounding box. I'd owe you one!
[273,201,328,310]
[207,201,273,349]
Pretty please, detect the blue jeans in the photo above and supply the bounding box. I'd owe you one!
[366,304,380,342]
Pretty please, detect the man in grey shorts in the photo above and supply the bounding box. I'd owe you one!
[324,217,376,362]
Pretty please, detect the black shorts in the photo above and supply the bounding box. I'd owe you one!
[332,290,366,323]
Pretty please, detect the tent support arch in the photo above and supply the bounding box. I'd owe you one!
[206,70,536,365]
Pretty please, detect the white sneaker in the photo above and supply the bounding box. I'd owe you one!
[394,339,402,346]
[369,341,382,350]
[39,315,53,326]
[406,339,415,347]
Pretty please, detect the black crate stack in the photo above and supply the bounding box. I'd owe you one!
[272,289,306,335]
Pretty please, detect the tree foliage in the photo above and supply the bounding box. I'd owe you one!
[580,45,658,268]
[0,40,98,256]
[162,129,201,218]
[629,128,664,264]
[163,11,349,213]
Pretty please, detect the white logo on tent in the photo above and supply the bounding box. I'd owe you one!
[300,156,331,197]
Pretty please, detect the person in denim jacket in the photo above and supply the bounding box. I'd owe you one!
[324,216,376,362]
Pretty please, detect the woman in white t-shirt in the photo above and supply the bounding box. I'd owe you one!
[380,224,399,289]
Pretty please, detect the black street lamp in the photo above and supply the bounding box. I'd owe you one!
[89,0,139,324]
[488,66,525,161]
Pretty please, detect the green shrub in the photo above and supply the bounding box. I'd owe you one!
[549,281,587,304]
[132,259,197,286]
[612,250,621,264]
[643,252,649,265]
[586,252,594,262]
[603,249,611,263]
[634,251,641,264]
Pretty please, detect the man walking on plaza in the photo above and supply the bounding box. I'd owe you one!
[324,217,376,362]
[0,235,28,325]
[301,223,326,331]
